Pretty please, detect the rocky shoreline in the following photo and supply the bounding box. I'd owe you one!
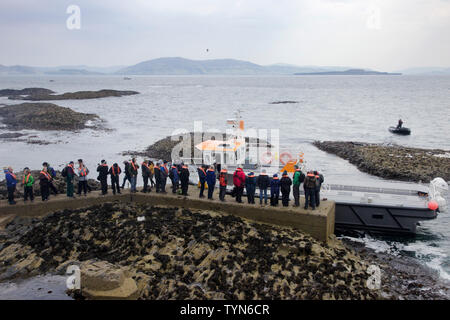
[1,88,139,101]
[0,201,447,300]
[313,141,450,183]
[0,170,100,201]
[0,202,379,300]
[0,103,100,131]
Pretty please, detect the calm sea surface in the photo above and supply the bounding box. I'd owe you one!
[1,75,449,286]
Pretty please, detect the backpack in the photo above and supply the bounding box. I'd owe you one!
[61,167,68,177]
[305,176,316,189]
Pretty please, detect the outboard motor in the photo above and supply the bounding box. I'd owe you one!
[429,177,449,212]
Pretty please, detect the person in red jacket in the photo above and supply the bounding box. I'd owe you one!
[233,166,246,203]
[218,168,228,201]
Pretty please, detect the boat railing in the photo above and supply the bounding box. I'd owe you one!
[323,184,422,196]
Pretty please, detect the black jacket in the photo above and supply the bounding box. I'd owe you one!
[257,174,270,189]
[97,165,109,180]
[180,167,190,183]
[280,176,292,193]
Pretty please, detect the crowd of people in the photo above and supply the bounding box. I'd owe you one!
[3,159,324,210]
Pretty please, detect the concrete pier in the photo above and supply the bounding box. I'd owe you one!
[0,189,335,242]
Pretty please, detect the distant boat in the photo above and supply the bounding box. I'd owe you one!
[123,77,132,80]
[389,126,411,135]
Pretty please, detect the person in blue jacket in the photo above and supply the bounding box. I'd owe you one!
[4,167,17,205]
[270,173,280,206]
[197,165,207,198]
[245,171,256,204]
[206,165,216,200]
[169,163,180,194]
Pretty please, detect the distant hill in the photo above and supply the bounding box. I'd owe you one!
[294,69,401,76]
[116,57,355,75]
[116,57,268,75]
[0,65,36,75]
[1,58,448,76]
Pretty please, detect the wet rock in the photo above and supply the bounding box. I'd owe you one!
[79,260,139,300]
[313,141,450,183]
[269,101,299,104]
[0,88,54,97]
[0,103,100,131]
[9,89,139,101]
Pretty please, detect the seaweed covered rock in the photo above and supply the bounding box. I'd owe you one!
[0,88,54,97]
[0,170,100,200]
[313,141,450,183]
[8,89,139,101]
[0,103,99,131]
[0,202,380,300]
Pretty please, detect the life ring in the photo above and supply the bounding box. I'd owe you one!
[260,151,273,165]
[280,152,293,165]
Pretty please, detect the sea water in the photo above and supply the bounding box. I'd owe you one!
[0,74,449,282]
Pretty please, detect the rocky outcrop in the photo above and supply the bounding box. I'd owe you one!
[123,132,273,161]
[0,103,100,131]
[0,170,101,201]
[8,89,139,101]
[313,141,450,183]
[0,203,379,300]
[0,88,54,97]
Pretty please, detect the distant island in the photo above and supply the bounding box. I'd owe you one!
[3,59,449,75]
[294,69,402,76]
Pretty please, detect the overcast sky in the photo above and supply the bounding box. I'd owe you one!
[1,0,449,71]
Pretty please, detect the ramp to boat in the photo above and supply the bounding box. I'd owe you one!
[0,190,335,242]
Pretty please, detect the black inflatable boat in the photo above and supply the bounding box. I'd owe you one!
[389,126,411,135]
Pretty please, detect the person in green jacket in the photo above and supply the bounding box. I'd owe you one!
[292,165,305,207]
[22,167,34,202]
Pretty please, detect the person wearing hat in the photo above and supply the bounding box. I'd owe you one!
[4,167,17,205]
[218,167,228,201]
[42,162,57,197]
[97,160,109,195]
[206,165,216,200]
[180,163,190,196]
[245,171,256,204]
[270,173,280,206]
[22,167,34,202]
[280,170,292,207]
[257,169,270,205]
[292,165,305,207]
[39,166,52,201]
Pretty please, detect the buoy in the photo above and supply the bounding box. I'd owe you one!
[428,200,439,211]
[279,152,293,165]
